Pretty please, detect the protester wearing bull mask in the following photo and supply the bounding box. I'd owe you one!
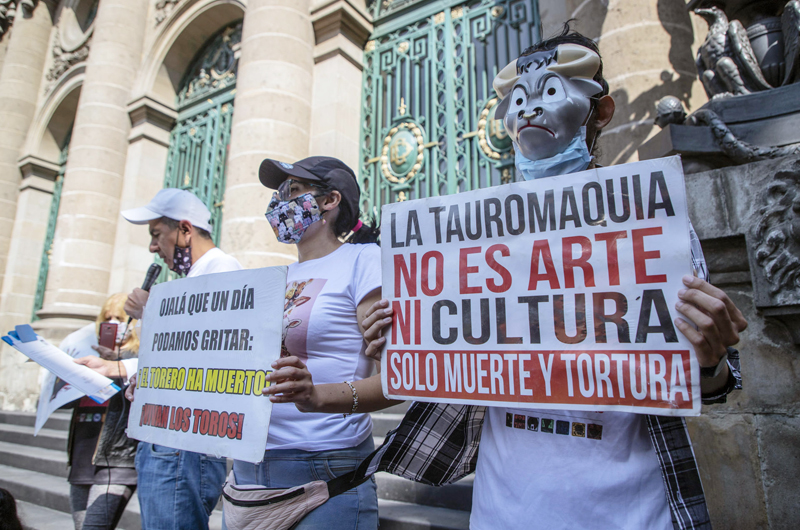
[68,293,139,530]
[218,156,384,530]
[114,188,242,530]
[269,25,749,529]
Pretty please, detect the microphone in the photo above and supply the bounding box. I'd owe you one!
[141,263,162,293]
[126,263,162,326]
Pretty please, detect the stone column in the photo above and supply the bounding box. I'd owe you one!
[35,0,147,340]
[0,0,53,305]
[308,0,371,170]
[106,96,175,295]
[221,0,315,269]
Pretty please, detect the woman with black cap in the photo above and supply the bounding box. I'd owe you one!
[223,156,394,529]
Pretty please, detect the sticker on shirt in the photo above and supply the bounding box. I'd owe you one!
[282,279,327,362]
[506,412,603,440]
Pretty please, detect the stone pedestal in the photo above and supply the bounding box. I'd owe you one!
[35,0,148,342]
[639,83,800,174]
[684,155,800,529]
[221,0,315,269]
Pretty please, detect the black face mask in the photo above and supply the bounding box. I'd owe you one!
[171,231,192,276]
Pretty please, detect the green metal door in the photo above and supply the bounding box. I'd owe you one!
[31,134,70,320]
[360,0,540,220]
[158,22,240,278]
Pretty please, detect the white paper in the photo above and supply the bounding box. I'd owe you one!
[33,324,98,435]
[4,330,119,413]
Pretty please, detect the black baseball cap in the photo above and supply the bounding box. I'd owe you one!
[259,156,360,218]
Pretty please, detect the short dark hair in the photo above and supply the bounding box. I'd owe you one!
[521,21,608,98]
[160,217,213,240]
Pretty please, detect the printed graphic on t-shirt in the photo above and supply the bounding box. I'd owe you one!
[282,279,327,362]
[505,410,604,441]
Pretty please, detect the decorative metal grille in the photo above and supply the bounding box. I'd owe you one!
[32,133,70,320]
[359,0,540,221]
[157,21,240,279]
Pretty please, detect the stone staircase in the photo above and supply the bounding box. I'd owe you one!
[0,404,471,529]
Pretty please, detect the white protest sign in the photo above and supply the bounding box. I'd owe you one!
[127,266,286,462]
[380,156,701,416]
[34,323,98,435]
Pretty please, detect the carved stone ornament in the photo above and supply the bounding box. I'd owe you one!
[692,1,800,99]
[752,169,800,301]
[0,0,37,37]
[177,22,241,106]
[155,0,181,27]
[46,31,91,90]
[747,161,800,342]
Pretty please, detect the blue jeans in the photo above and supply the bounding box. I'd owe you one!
[135,443,227,530]
[224,437,378,530]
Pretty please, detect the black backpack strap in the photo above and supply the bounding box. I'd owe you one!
[325,449,377,499]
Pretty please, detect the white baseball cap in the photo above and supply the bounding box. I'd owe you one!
[121,188,213,233]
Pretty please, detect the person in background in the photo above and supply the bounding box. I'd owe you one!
[0,487,24,530]
[118,188,242,530]
[67,293,139,530]
[222,156,384,529]
[266,24,749,530]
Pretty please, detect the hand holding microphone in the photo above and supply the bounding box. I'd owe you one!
[124,263,162,322]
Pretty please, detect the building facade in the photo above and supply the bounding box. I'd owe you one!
[5,0,795,527]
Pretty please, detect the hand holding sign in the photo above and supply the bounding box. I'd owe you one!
[362,299,393,360]
[674,275,747,393]
[262,356,319,411]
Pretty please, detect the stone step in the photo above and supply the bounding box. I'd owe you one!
[0,410,71,431]
[0,464,222,530]
[0,440,68,478]
[0,423,67,452]
[376,401,411,414]
[378,499,470,530]
[3,463,470,530]
[16,500,81,530]
[0,463,74,514]
[370,412,405,439]
[375,473,473,512]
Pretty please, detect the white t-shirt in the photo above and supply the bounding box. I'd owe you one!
[470,407,672,530]
[185,247,243,278]
[121,247,243,378]
[265,243,381,451]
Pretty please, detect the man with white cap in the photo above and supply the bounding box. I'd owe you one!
[80,188,241,530]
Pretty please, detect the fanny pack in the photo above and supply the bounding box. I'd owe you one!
[221,458,372,530]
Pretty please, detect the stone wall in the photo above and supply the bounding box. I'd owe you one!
[685,155,800,529]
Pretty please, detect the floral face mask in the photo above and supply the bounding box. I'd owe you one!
[265,192,323,244]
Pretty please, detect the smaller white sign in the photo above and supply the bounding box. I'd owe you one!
[127,266,286,463]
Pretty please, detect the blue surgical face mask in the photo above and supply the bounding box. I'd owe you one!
[515,126,593,181]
